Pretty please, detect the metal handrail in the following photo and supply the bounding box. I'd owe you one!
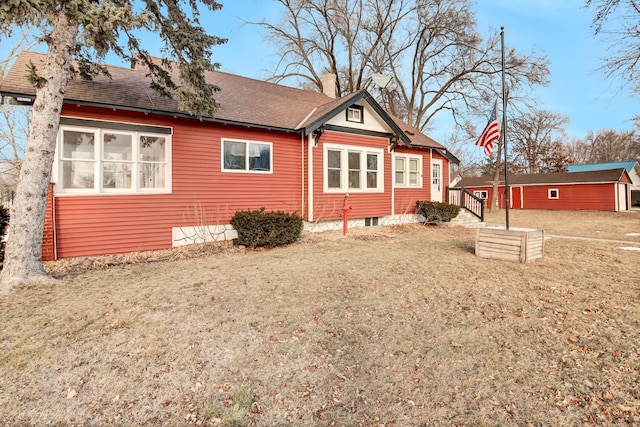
[446,187,484,221]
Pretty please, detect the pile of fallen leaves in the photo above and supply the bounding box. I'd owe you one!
[45,224,417,276]
[44,240,241,276]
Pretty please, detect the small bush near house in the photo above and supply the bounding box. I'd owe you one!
[230,208,303,248]
[0,205,9,266]
[416,200,460,222]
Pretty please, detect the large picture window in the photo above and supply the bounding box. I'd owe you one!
[394,154,422,187]
[57,124,170,194]
[324,143,383,192]
[222,139,272,173]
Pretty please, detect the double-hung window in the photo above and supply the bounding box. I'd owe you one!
[324,143,383,192]
[57,123,170,194]
[394,154,421,187]
[222,139,272,173]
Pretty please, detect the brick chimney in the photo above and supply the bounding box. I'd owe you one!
[322,73,337,98]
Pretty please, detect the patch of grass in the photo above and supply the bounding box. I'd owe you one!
[232,384,253,410]
[201,385,253,427]
[1,211,638,426]
[109,318,132,329]
[200,398,224,420]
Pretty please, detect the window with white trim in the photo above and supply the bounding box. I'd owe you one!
[474,190,488,200]
[394,154,421,187]
[57,125,170,194]
[222,139,272,173]
[548,188,559,199]
[346,105,364,123]
[324,143,384,192]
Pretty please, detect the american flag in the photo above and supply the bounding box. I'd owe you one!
[475,102,500,156]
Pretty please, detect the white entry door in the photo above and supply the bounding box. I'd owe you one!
[431,159,443,202]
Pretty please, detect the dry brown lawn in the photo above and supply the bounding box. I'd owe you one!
[1,210,639,426]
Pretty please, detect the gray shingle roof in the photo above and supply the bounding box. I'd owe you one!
[457,168,629,188]
[1,51,330,131]
[0,51,448,152]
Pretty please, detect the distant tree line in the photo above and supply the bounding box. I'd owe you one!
[467,125,640,178]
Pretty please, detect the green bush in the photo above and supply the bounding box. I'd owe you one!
[415,201,460,222]
[230,208,303,248]
[0,205,9,266]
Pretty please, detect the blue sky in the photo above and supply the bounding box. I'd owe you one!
[2,1,638,144]
[474,1,639,139]
[203,0,639,143]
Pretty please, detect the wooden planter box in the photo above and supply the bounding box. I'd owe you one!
[476,226,544,263]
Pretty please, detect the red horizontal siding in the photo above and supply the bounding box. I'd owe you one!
[312,131,391,220]
[52,105,303,258]
[392,146,431,214]
[392,147,449,211]
[462,183,617,211]
[523,183,616,211]
[42,184,55,261]
[48,106,451,258]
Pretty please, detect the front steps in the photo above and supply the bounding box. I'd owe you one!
[449,209,486,228]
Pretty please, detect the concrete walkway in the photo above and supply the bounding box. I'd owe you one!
[546,234,640,245]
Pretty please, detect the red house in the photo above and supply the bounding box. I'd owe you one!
[455,169,632,212]
[0,52,457,260]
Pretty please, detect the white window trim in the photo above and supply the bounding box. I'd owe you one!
[548,188,559,199]
[54,124,172,195]
[393,153,422,188]
[474,190,488,199]
[346,105,364,123]
[323,142,384,193]
[221,138,274,174]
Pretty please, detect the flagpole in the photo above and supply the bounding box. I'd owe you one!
[501,26,510,230]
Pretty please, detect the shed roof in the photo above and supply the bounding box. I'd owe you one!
[567,161,638,174]
[457,168,629,188]
[0,51,451,155]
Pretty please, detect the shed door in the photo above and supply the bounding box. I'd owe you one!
[618,183,629,211]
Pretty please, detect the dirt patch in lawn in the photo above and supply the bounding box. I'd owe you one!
[1,212,639,426]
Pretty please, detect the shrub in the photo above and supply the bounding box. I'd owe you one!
[230,208,303,248]
[0,205,9,266]
[415,201,460,222]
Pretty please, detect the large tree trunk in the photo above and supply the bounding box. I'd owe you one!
[0,13,77,294]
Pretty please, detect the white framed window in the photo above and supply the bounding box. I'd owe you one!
[365,217,379,227]
[324,143,384,193]
[474,190,488,200]
[56,124,170,194]
[222,139,272,173]
[346,105,364,123]
[548,188,559,199]
[394,154,422,187]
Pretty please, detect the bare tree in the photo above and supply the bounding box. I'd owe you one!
[564,137,592,164]
[0,105,30,195]
[0,27,36,197]
[441,129,484,178]
[509,109,570,173]
[579,129,640,162]
[256,0,550,132]
[0,1,226,293]
[586,0,640,98]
